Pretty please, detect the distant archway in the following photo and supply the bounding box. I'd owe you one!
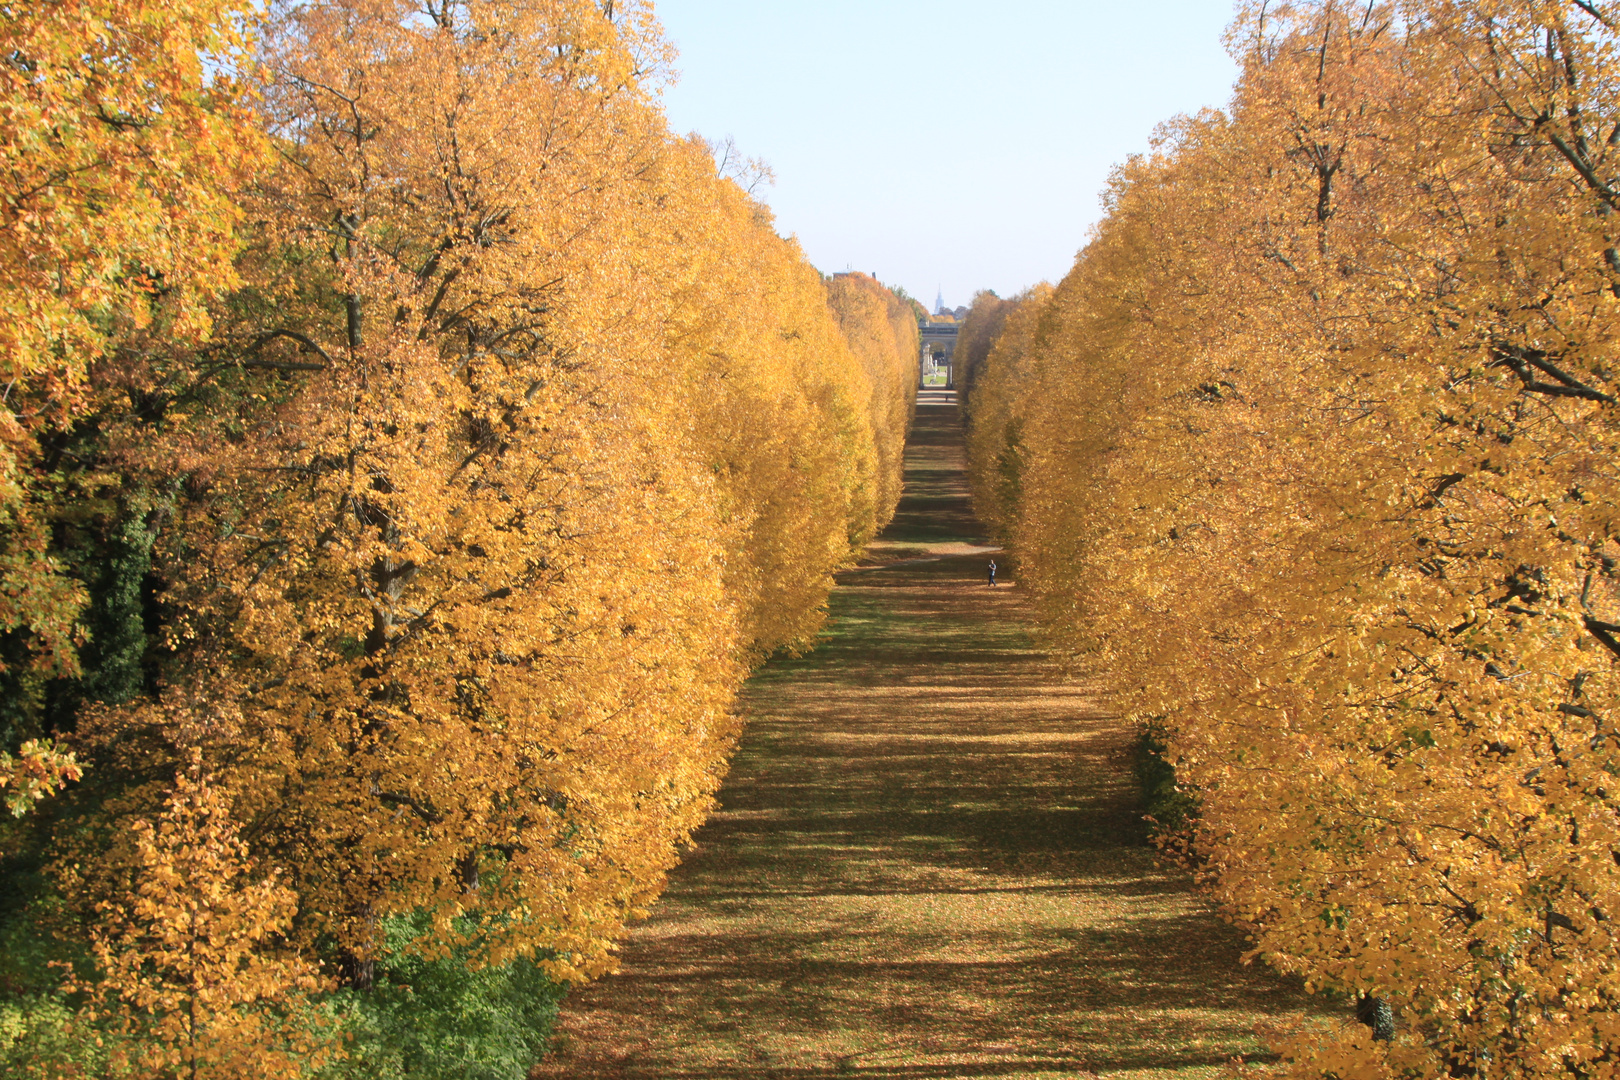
[918,323,958,389]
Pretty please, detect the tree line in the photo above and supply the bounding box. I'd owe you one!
[963,1,1620,1077]
[0,0,917,1075]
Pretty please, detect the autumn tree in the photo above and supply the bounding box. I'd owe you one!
[967,3,1620,1078]
[825,272,918,542]
[64,0,744,989]
[72,754,331,1079]
[48,0,907,1009]
[962,285,1051,542]
[952,290,1016,408]
[1,0,913,1069]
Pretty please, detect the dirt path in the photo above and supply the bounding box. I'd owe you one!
[534,402,1312,1080]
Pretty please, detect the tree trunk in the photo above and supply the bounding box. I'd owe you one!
[1356,994,1394,1041]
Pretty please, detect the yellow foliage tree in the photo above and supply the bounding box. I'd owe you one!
[824,272,918,543]
[60,0,910,1005]
[968,2,1620,1077]
[963,285,1051,542]
[953,289,1017,404]
[76,755,330,1079]
[0,3,914,1069]
[77,0,747,985]
[649,163,878,655]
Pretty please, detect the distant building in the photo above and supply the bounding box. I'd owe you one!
[918,315,959,390]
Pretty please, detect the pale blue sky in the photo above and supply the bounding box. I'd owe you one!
[651,1,1243,310]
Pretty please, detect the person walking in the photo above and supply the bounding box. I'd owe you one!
[988,559,997,587]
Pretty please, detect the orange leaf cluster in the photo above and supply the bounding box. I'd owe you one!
[0,738,82,819]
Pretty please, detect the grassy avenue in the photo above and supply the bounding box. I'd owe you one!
[535,398,1319,1079]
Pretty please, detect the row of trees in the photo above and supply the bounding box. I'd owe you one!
[0,0,917,1075]
[965,2,1620,1077]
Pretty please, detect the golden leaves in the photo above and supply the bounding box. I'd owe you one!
[0,738,82,819]
[0,0,270,686]
[0,6,910,1070]
[76,756,333,1079]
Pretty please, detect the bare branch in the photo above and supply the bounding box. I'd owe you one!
[246,329,337,368]
[1573,0,1616,31]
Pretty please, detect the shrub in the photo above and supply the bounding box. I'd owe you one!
[320,915,565,1080]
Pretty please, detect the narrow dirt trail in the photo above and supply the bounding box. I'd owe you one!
[534,401,1312,1080]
